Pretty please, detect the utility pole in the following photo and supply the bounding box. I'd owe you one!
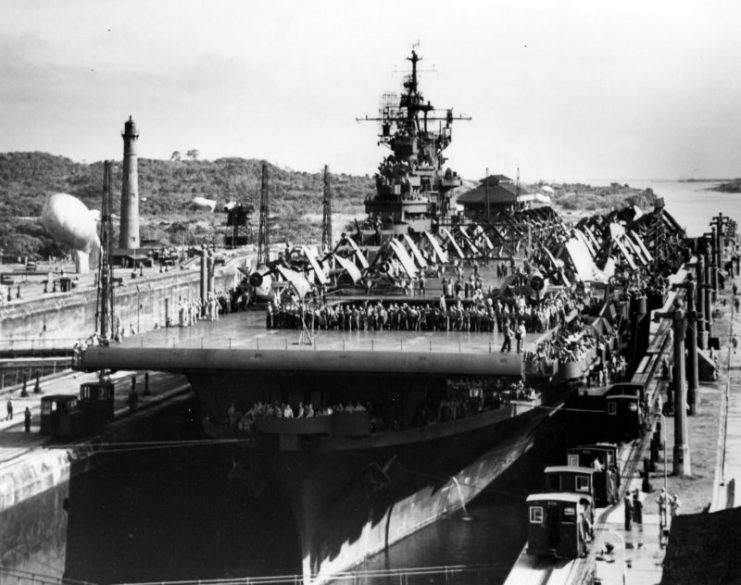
[682,275,699,415]
[257,161,270,266]
[322,165,332,252]
[704,244,713,340]
[96,161,115,344]
[200,247,208,318]
[710,226,720,296]
[696,253,706,349]
[672,306,691,476]
[657,303,692,477]
[485,168,490,224]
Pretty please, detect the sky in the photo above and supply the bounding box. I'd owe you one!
[1,0,741,182]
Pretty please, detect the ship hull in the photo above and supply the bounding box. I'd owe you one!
[286,409,545,583]
[193,371,556,584]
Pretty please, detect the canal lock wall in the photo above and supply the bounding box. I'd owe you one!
[0,392,195,577]
[0,267,239,389]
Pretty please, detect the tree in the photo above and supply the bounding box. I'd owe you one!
[170,151,181,162]
[186,149,200,161]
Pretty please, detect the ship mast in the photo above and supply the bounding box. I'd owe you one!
[357,50,470,238]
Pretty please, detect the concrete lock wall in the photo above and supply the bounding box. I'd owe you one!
[0,268,238,344]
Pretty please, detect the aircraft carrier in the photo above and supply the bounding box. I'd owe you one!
[2,50,737,585]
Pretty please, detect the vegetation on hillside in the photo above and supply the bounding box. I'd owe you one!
[711,178,741,193]
[547,182,658,212]
[0,152,372,258]
[0,152,658,260]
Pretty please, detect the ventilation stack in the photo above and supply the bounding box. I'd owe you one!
[119,116,140,250]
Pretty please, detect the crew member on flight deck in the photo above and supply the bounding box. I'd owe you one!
[501,322,512,353]
[516,321,527,353]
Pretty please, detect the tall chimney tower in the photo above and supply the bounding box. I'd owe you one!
[119,115,140,249]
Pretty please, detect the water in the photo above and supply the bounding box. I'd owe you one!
[621,180,740,237]
[354,439,556,585]
[63,442,301,584]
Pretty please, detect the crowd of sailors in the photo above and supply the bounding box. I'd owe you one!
[172,290,241,326]
[524,319,628,386]
[226,378,540,434]
[265,290,573,338]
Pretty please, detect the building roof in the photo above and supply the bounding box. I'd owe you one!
[457,181,530,206]
[480,174,512,185]
[661,508,741,585]
[526,492,592,504]
[543,465,595,474]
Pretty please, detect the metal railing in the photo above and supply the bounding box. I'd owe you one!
[0,566,97,585]
[133,331,510,355]
[111,563,512,585]
[0,338,79,352]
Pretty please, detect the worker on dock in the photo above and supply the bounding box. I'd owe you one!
[670,493,681,518]
[632,489,643,526]
[24,407,31,432]
[623,493,633,530]
[5,399,13,421]
[657,488,668,527]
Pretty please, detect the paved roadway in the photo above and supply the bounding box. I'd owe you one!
[713,267,741,510]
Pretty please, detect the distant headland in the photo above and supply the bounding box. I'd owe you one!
[708,178,741,193]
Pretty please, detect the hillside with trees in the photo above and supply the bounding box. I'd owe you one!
[0,152,658,260]
[0,152,373,258]
[711,178,741,193]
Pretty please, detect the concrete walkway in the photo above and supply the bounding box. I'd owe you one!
[0,369,191,466]
[587,479,669,584]
[713,269,741,510]
[590,258,741,584]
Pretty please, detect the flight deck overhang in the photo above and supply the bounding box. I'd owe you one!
[78,346,522,378]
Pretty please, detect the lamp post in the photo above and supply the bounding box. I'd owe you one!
[659,411,668,529]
